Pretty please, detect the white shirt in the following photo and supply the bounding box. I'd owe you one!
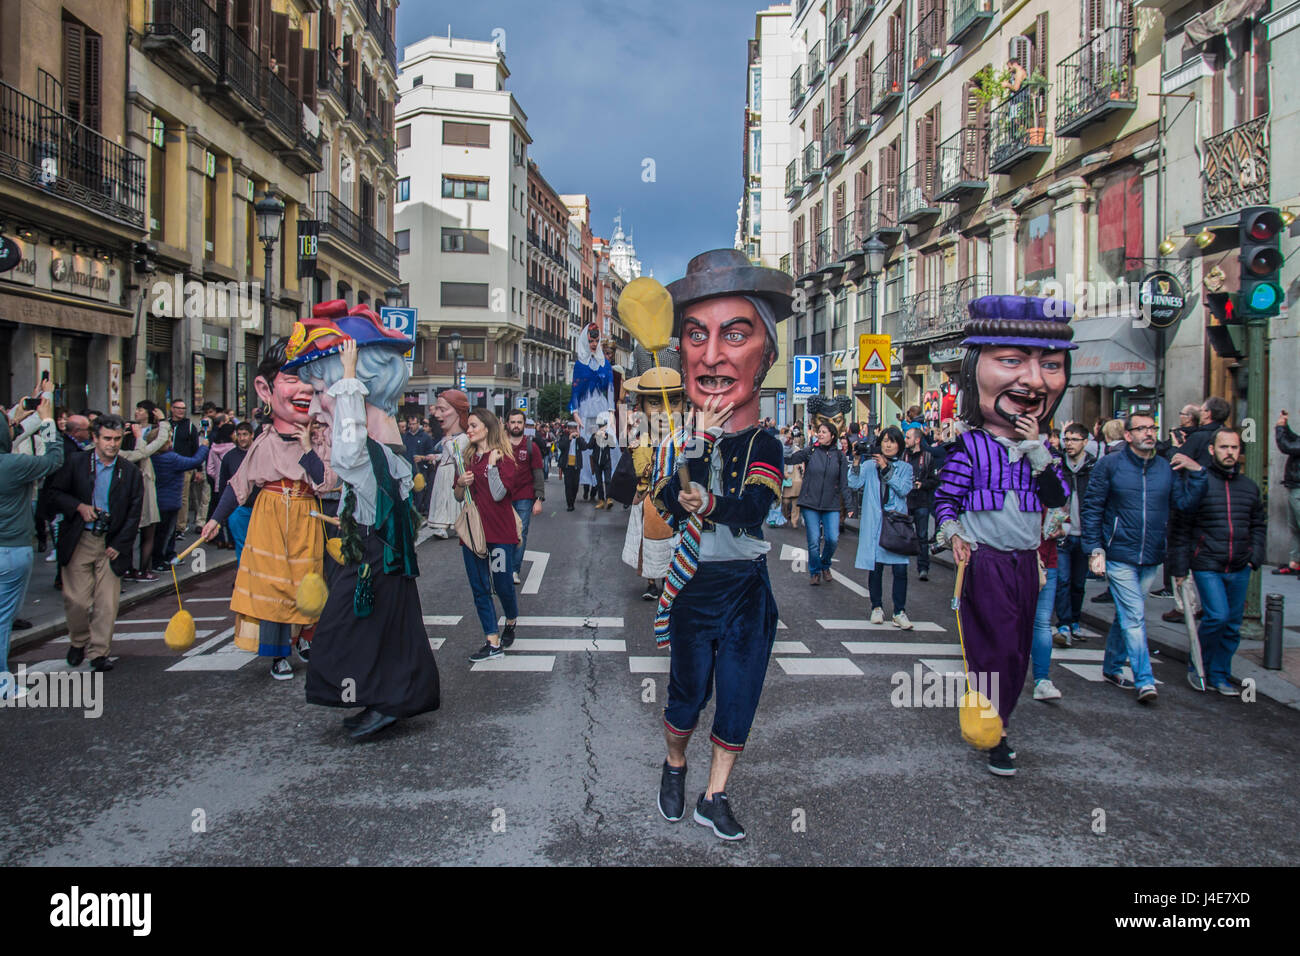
[327,378,413,525]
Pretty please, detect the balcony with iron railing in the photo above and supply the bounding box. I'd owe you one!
[306,190,398,274]
[218,25,262,114]
[262,67,299,145]
[807,40,824,89]
[858,184,902,240]
[786,158,802,198]
[363,0,398,67]
[940,274,991,333]
[790,66,805,110]
[1202,115,1270,217]
[822,114,846,167]
[802,140,822,182]
[898,289,941,343]
[871,52,904,114]
[829,10,850,61]
[143,0,222,77]
[949,0,995,45]
[989,87,1051,174]
[834,211,858,261]
[910,7,946,80]
[779,252,792,275]
[853,0,873,30]
[898,162,940,223]
[814,229,832,274]
[845,87,872,143]
[794,240,811,279]
[0,79,146,228]
[1056,26,1137,137]
[934,126,988,201]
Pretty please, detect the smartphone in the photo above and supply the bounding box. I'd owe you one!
[22,397,40,410]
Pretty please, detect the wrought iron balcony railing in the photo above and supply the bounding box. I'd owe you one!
[144,0,221,75]
[940,274,990,331]
[220,25,261,109]
[845,87,872,143]
[852,0,873,30]
[898,290,941,343]
[802,140,822,182]
[934,126,988,201]
[779,252,792,275]
[834,211,857,261]
[262,68,299,142]
[857,183,901,240]
[807,40,824,86]
[898,161,940,223]
[794,240,811,278]
[871,51,904,114]
[1202,115,1270,217]
[910,7,946,80]
[829,11,850,60]
[814,228,832,272]
[790,66,804,110]
[949,0,995,45]
[822,114,846,166]
[307,190,398,273]
[786,158,802,198]
[1056,25,1137,137]
[989,87,1051,174]
[0,79,146,228]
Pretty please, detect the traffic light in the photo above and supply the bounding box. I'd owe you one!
[132,240,157,275]
[1205,292,1236,324]
[1237,206,1284,319]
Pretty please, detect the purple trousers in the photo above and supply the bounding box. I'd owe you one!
[959,546,1039,725]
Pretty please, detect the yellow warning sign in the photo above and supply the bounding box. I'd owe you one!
[858,334,891,384]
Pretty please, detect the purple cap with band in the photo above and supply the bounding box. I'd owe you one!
[960,294,1077,351]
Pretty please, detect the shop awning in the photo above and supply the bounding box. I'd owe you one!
[1183,0,1267,47]
[1069,314,1157,388]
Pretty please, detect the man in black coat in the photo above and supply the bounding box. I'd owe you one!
[1274,410,1300,576]
[1055,422,1097,644]
[1168,426,1264,695]
[902,424,938,580]
[555,421,584,511]
[49,414,143,671]
[1177,395,1230,467]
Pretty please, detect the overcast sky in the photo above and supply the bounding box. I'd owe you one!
[400,0,766,284]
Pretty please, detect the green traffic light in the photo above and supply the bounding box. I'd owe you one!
[1249,283,1281,311]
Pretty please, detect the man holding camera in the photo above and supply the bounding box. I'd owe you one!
[168,399,203,537]
[49,415,143,672]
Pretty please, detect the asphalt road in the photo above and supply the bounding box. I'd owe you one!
[4,473,1299,866]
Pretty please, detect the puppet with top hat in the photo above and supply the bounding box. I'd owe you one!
[620,366,685,602]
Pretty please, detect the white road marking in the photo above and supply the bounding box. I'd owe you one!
[842,641,961,656]
[827,568,870,597]
[50,631,214,644]
[503,638,626,652]
[183,627,234,657]
[167,652,258,672]
[471,655,556,672]
[521,550,548,594]
[919,659,969,677]
[117,616,228,625]
[1058,663,1164,685]
[629,656,670,673]
[423,615,463,626]
[776,658,864,676]
[772,641,810,654]
[178,597,233,603]
[777,620,788,630]
[17,659,112,675]
[819,619,946,633]
[429,638,445,650]
[496,616,623,628]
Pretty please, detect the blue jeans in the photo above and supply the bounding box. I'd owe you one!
[229,504,252,566]
[463,542,519,638]
[1054,535,1087,629]
[0,546,34,698]
[802,508,840,577]
[1032,566,1058,682]
[1102,561,1158,689]
[868,562,908,614]
[1191,568,1251,686]
[511,500,533,576]
[911,507,931,573]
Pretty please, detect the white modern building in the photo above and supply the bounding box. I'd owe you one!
[394,34,530,412]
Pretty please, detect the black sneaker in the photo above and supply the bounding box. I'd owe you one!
[642,582,660,601]
[1149,587,1173,598]
[1090,590,1113,604]
[294,636,311,662]
[694,791,746,841]
[500,622,517,649]
[88,656,114,673]
[1103,671,1135,690]
[270,657,293,680]
[469,641,503,663]
[66,646,85,667]
[987,740,1016,776]
[657,761,687,822]
[1136,684,1158,705]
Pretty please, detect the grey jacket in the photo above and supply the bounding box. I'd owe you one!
[786,443,850,512]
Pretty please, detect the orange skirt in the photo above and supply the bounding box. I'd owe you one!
[229,488,324,649]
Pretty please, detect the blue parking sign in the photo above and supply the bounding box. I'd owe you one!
[379,307,417,374]
[792,355,821,397]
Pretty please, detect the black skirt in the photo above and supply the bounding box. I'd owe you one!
[306,527,441,719]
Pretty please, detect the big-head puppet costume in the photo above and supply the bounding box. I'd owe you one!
[283,300,440,735]
[932,295,1074,760]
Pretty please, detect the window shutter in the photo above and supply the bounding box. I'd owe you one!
[302,47,317,110]
[1008,35,1031,68]
[83,31,101,130]
[865,45,873,86]
[835,183,845,221]
[287,30,302,99]
[958,237,969,278]
[272,13,289,76]
[260,0,273,66]
[63,20,84,122]
[235,0,255,47]
[1036,13,1049,80]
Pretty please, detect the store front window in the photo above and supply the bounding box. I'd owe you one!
[51,334,89,412]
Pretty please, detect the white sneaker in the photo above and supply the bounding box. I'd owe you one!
[892,612,913,630]
[870,607,884,625]
[45,549,57,563]
[1033,678,1062,701]
[513,572,522,585]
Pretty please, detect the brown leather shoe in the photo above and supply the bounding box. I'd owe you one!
[1161,609,1184,624]
[822,569,833,583]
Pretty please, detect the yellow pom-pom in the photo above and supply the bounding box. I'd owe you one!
[958,690,1004,750]
[295,571,329,616]
[325,537,345,564]
[412,472,426,493]
[164,610,197,651]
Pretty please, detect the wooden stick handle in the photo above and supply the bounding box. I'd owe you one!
[951,559,968,610]
[171,538,205,564]
[309,510,341,527]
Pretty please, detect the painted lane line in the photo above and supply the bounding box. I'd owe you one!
[495,616,624,628]
[842,641,962,656]
[772,641,810,654]
[629,657,670,673]
[502,638,626,652]
[521,550,549,594]
[167,652,258,672]
[819,619,946,633]
[429,638,445,650]
[776,658,864,676]
[918,659,969,678]
[183,627,235,657]
[827,568,870,597]
[471,655,556,673]
[51,631,214,644]
[777,620,788,630]
[118,616,228,625]
[423,615,464,626]
[179,597,235,604]
[1058,663,1164,685]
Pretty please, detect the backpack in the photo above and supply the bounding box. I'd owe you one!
[608,449,639,505]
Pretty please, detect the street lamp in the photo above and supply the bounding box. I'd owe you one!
[448,331,465,392]
[384,285,403,308]
[862,236,887,431]
[254,192,285,359]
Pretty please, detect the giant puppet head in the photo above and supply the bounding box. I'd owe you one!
[281,300,415,428]
[666,249,793,432]
[807,395,854,437]
[956,295,1076,440]
[254,337,314,432]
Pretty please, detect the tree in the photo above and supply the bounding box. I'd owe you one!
[537,382,572,422]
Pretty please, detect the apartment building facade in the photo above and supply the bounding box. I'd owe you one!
[783,0,1163,430]
[561,193,597,341]
[394,34,530,412]
[522,159,571,406]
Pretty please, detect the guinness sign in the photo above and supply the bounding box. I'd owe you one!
[1139,271,1187,329]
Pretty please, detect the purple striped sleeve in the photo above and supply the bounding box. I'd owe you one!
[933,443,973,528]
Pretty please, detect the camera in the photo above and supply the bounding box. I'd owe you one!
[854,439,878,459]
[89,509,111,536]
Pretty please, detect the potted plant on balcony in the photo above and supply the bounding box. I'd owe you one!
[973,65,1010,108]
[1108,67,1129,98]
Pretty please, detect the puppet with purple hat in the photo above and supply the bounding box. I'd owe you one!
[932,294,1075,776]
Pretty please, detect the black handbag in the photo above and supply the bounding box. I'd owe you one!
[608,449,639,506]
[877,462,920,556]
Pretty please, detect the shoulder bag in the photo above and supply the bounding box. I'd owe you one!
[877,462,920,556]
[455,487,489,557]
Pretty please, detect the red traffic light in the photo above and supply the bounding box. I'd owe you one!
[1245,246,1284,275]
[1244,208,1283,242]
